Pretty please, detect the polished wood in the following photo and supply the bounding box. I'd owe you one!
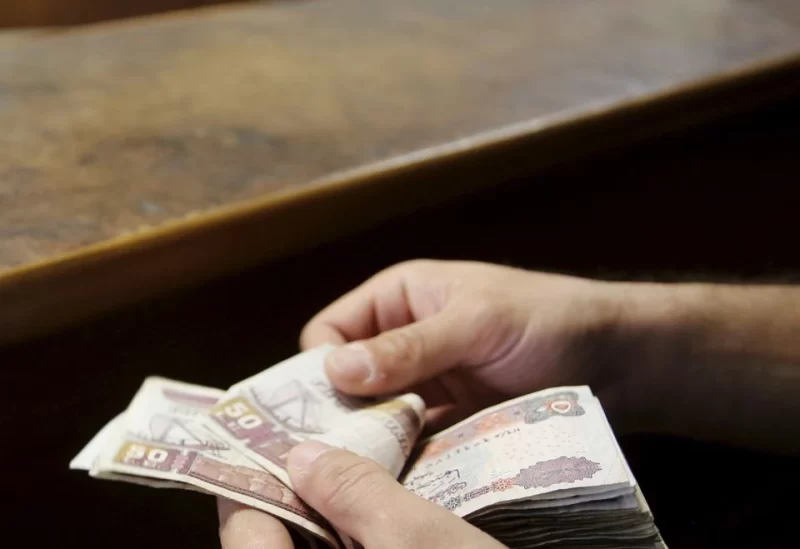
[1,0,799,345]
[0,0,246,28]
[0,28,47,48]
[4,98,799,549]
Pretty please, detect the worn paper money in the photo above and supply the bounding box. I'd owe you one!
[206,345,425,486]
[401,387,632,517]
[71,346,665,549]
[79,377,342,547]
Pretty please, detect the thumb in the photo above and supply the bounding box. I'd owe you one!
[287,441,505,549]
[323,306,482,396]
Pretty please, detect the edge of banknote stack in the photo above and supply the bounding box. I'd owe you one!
[70,344,667,549]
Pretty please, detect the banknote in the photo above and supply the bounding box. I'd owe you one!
[72,347,665,549]
[70,412,205,492]
[205,344,426,486]
[401,387,633,517]
[83,377,342,548]
[400,387,663,548]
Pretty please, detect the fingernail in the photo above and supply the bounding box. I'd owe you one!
[288,440,333,479]
[326,343,376,384]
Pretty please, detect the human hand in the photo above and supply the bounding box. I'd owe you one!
[301,259,642,430]
[218,440,507,549]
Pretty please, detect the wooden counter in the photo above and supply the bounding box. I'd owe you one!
[1,0,799,344]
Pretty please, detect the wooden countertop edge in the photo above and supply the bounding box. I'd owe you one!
[1,51,798,346]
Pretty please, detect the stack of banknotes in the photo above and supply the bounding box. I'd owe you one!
[71,344,666,549]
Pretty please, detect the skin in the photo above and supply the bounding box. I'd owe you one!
[219,259,800,549]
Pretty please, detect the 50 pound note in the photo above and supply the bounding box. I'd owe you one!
[75,377,342,548]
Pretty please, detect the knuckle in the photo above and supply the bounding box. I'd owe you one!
[298,322,314,346]
[464,295,503,325]
[383,327,426,367]
[316,456,383,512]
[462,296,515,352]
[368,260,435,294]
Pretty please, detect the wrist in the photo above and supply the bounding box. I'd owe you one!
[593,279,800,452]
[595,281,702,435]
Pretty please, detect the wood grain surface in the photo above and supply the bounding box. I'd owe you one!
[0,28,49,48]
[1,0,799,344]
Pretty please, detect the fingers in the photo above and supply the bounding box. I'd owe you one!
[288,441,505,549]
[300,322,348,347]
[418,372,495,431]
[218,498,295,549]
[300,261,439,350]
[322,306,477,396]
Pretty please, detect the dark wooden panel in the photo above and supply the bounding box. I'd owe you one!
[0,0,247,28]
[1,0,799,344]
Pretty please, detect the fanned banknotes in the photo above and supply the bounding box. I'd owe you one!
[71,344,666,549]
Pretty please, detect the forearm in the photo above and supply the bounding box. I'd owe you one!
[618,282,800,453]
